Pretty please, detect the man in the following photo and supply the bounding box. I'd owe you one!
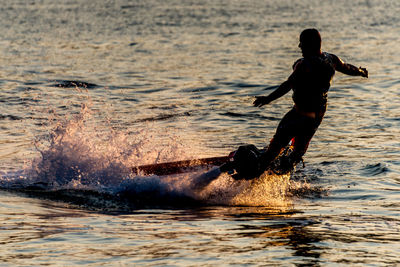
[253,28,368,174]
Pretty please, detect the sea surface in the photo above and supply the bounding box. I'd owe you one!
[0,0,399,266]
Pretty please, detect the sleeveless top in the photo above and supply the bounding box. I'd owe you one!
[291,52,336,112]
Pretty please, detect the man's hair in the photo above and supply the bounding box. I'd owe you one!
[300,28,321,53]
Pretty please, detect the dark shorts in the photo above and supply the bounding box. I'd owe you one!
[266,106,325,163]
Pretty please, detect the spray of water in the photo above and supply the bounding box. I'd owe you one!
[0,102,315,209]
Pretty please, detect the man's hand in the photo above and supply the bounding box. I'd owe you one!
[253,96,270,107]
[359,67,368,78]
[253,80,291,107]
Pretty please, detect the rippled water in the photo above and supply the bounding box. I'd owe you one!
[0,0,399,265]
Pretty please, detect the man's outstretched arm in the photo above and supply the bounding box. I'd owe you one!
[332,54,368,78]
[253,80,292,107]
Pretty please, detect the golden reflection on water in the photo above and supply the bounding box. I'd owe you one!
[1,188,399,266]
[0,0,399,265]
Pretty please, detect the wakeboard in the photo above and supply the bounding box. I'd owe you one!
[131,155,233,176]
[131,140,297,180]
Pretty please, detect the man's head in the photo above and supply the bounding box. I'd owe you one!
[299,29,321,57]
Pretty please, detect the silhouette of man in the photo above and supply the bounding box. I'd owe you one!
[253,28,368,172]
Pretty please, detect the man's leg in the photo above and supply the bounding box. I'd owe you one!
[289,114,322,166]
[259,108,297,170]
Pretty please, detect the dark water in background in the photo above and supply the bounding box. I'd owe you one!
[0,0,399,265]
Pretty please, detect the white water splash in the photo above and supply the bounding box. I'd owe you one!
[0,103,313,209]
[2,103,194,188]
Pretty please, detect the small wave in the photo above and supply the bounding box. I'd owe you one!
[219,82,265,89]
[221,111,280,121]
[180,86,219,93]
[135,112,190,123]
[0,114,23,120]
[51,80,98,89]
[360,163,390,176]
[234,83,264,88]
[221,32,240,38]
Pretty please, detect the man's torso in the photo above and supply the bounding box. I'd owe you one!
[291,52,336,112]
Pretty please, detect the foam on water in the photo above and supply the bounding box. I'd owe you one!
[0,102,311,209]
